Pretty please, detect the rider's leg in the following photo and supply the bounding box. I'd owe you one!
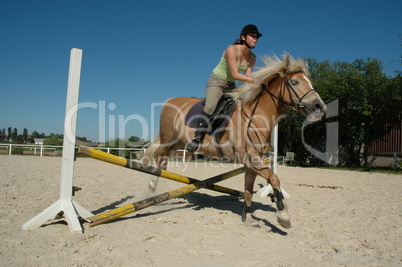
[185,111,211,153]
[186,74,234,152]
[186,75,224,152]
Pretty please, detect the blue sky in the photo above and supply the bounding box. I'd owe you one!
[1,0,401,142]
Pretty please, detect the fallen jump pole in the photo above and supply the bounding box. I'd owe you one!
[86,166,244,227]
[78,146,244,198]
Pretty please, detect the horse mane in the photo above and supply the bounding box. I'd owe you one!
[227,53,309,106]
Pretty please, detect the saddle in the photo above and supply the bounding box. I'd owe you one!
[184,95,236,136]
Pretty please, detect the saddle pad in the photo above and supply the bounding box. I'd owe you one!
[185,99,236,136]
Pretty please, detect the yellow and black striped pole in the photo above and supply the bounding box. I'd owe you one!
[78,146,244,197]
[86,166,244,227]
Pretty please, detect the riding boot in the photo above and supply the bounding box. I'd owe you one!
[185,111,211,153]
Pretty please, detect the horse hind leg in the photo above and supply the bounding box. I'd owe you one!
[148,146,169,192]
[242,168,259,226]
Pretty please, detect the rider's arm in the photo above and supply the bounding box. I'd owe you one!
[225,46,255,83]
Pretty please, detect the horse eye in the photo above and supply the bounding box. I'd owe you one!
[290,79,299,85]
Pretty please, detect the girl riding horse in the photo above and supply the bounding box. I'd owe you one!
[145,54,326,228]
[186,24,262,153]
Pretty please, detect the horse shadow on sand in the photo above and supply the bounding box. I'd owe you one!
[90,195,136,215]
[106,184,287,235]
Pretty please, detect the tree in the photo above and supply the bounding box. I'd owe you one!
[322,59,400,167]
[23,128,28,142]
[128,136,140,143]
[0,128,5,141]
[31,131,46,138]
[15,135,24,144]
[128,135,146,146]
[43,134,63,146]
[104,138,144,158]
[31,131,40,138]
[11,128,17,141]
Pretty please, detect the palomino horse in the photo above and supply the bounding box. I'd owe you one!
[145,54,326,228]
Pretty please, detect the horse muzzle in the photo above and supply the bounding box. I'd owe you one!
[300,96,327,122]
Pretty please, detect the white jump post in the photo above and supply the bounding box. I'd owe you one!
[22,48,93,233]
[257,124,290,198]
[271,125,278,174]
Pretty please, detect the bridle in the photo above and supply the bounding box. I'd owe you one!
[262,71,316,114]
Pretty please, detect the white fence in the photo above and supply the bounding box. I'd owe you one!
[0,144,62,157]
[0,144,147,158]
[0,144,213,164]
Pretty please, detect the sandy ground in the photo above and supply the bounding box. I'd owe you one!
[1,155,401,267]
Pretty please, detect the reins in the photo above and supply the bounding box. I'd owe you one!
[241,92,271,171]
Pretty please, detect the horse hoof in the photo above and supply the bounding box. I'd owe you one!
[276,210,291,229]
[242,215,260,227]
[243,219,260,227]
[148,181,156,192]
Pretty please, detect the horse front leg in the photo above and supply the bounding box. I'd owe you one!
[267,171,291,229]
[242,168,258,226]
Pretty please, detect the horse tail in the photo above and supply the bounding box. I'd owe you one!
[141,136,160,166]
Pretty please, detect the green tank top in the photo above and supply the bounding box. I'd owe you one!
[212,46,251,82]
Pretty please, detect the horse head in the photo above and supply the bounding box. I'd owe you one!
[280,69,327,122]
[260,54,327,122]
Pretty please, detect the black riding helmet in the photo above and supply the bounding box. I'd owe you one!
[240,24,262,38]
[237,24,262,49]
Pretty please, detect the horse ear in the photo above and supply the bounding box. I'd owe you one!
[282,55,291,76]
[284,55,291,67]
